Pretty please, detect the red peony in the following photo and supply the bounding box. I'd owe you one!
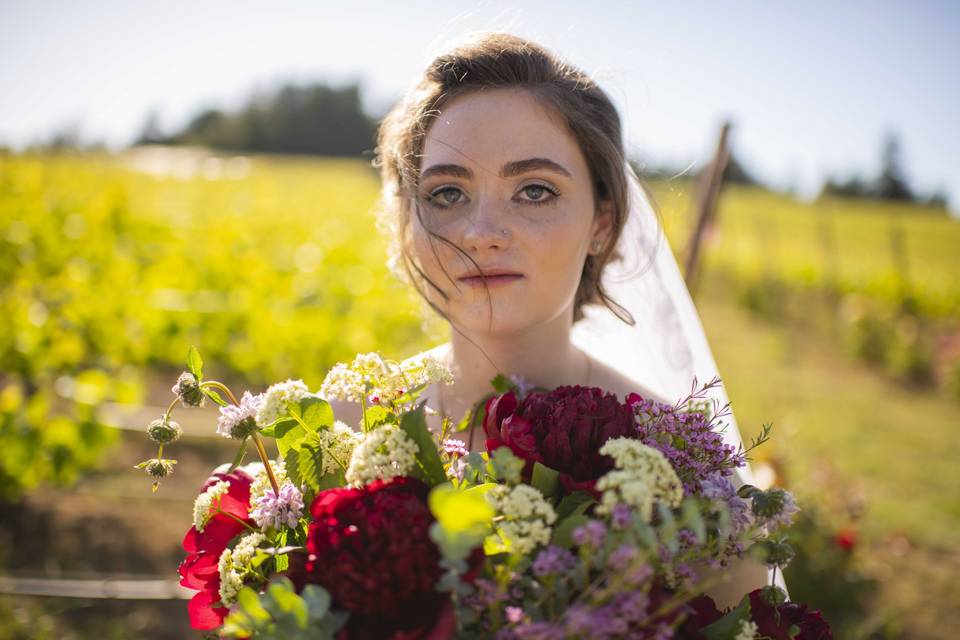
[178,468,255,631]
[305,476,447,640]
[484,385,636,494]
[748,589,833,639]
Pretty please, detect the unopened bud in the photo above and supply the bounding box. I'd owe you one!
[136,458,177,480]
[172,372,204,407]
[751,488,788,518]
[751,538,795,569]
[759,584,788,607]
[147,417,182,444]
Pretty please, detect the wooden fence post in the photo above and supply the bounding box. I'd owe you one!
[684,121,732,297]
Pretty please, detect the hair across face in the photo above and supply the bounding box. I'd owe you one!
[374,32,646,330]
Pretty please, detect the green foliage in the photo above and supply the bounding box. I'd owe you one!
[221,578,345,639]
[1,152,441,498]
[398,402,447,487]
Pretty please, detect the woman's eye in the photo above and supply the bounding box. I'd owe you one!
[518,183,559,205]
[428,186,465,207]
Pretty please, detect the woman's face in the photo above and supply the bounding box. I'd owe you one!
[412,88,612,336]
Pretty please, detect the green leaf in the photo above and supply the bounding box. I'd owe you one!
[301,584,332,618]
[399,402,447,486]
[228,438,249,472]
[271,419,306,458]
[490,373,512,393]
[531,462,560,498]
[681,497,706,544]
[267,579,308,626]
[700,593,751,640]
[202,386,228,407]
[362,404,390,429]
[551,513,589,548]
[284,448,303,487]
[300,396,334,432]
[316,471,343,490]
[187,345,203,380]
[555,491,595,520]
[297,440,324,492]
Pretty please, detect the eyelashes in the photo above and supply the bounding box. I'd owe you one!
[424,183,560,209]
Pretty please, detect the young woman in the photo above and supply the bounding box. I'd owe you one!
[330,31,773,608]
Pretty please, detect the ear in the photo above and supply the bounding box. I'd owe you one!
[590,199,615,251]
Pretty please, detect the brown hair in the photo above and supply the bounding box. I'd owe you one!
[373,32,658,328]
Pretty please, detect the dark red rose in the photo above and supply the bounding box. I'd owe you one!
[486,386,636,493]
[748,589,833,640]
[179,468,255,631]
[306,476,447,639]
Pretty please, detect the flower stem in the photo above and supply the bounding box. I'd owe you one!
[252,432,280,494]
[221,509,259,534]
[201,380,239,406]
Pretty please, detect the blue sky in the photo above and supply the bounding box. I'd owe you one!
[2,0,958,214]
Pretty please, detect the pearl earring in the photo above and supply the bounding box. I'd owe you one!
[591,239,602,252]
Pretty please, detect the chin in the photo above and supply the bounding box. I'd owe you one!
[445,303,555,337]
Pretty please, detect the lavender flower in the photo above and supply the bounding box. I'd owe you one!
[571,520,606,550]
[250,481,304,530]
[532,545,576,578]
[610,504,633,530]
[630,394,740,494]
[216,390,263,439]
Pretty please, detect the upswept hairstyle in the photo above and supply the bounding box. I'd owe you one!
[373,31,650,327]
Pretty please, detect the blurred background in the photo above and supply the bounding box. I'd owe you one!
[1,1,958,638]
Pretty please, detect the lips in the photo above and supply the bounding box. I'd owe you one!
[457,269,523,282]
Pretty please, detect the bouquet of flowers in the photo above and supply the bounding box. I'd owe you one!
[137,347,832,639]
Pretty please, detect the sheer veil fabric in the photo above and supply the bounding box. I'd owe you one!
[570,160,789,596]
[570,162,750,481]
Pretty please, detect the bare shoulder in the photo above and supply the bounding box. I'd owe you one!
[586,355,673,405]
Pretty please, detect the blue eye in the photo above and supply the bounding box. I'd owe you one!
[427,186,465,208]
[518,183,559,205]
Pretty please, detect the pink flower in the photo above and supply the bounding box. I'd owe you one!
[250,481,304,530]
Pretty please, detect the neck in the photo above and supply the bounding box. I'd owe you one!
[439,305,588,408]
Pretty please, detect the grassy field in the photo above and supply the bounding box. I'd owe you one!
[1,149,958,637]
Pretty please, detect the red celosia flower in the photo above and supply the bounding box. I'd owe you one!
[484,386,636,494]
[178,468,255,631]
[306,476,447,640]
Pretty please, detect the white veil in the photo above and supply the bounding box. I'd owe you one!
[571,161,751,482]
[570,160,789,596]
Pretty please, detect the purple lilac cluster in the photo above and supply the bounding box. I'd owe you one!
[628,395,744,495]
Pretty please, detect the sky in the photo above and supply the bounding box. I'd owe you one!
[2,0,958,214]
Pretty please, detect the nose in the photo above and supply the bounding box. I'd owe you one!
[461,195,509,253]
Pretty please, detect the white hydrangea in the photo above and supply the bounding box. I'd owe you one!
[344,424,419,487]
[595,438,683,523]
[486,484,557,555]
[316,420,362,475]
[734,619,759,640]
[192,480,230,532]
[255,379,310,427]
[218,532,265,605]
[320,352,453,405]
[320,363,365,402]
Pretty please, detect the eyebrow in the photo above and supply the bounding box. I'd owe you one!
[420,157,573,181]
